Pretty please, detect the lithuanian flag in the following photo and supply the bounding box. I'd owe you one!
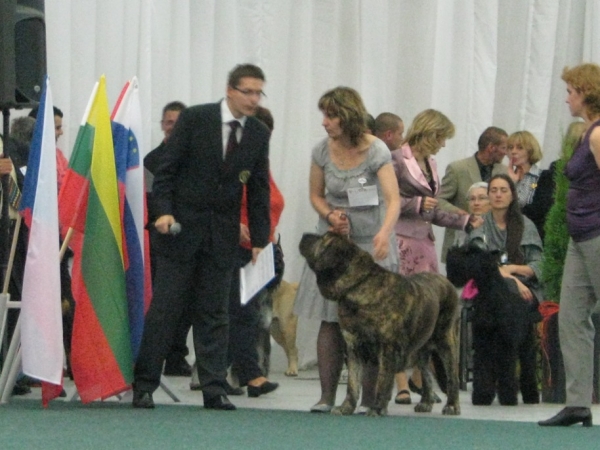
[59,76,133,403]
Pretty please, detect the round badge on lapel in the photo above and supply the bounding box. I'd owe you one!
[239,170,251,184]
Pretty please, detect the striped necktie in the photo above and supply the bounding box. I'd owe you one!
[8,174,21,210]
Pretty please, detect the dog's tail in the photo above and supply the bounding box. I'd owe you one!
[431,351,448,394]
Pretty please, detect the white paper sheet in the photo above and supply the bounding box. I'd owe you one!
[239,242,275,305]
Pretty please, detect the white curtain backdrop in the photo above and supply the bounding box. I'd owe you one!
[43,0,600,366]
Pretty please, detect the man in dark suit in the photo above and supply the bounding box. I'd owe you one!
[133,64,271,410]
[144,100,193,377]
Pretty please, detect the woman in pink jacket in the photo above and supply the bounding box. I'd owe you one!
[391,109,481,405]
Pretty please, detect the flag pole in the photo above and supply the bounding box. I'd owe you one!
[0,216,22,404]
[59,227,74,262]
[0,315,21,403]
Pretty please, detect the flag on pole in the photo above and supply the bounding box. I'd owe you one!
[111,77,152,360]
[60,76,133,403]
[19,76,63,407]
[58,82,99,235]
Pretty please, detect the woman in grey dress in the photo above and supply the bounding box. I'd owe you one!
[294,86,400,413]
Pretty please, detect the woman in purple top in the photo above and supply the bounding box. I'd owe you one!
[540,63,600,428]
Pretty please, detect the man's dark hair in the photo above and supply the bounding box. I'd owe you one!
[162,101,186,117]
[10,116,36,144]
[254,106,274,132]
[28,105,63,119]
[365,114,376,133]
[228,64,265,88]
[477,126,507,152]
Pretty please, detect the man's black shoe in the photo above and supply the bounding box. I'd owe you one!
[204,394,236,411]
[225,383,245,396]
[163,359,192,377]
[132,390,155,409]
[190,382,244,395]
[12,383,31,396]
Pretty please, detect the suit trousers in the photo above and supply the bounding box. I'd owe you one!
[134,251,234,398]
[148,229,192,365]
[228,248,264,386]
[559,234,600,407]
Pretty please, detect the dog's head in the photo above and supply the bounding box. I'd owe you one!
[299,232,373,300]
[299,232,359,271]
[446,244,501,287]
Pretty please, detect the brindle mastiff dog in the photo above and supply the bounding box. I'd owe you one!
[299,232,460,417]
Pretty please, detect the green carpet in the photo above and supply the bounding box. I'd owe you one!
[1,399,599,450]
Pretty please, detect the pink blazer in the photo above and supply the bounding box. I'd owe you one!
[391,144,468,241]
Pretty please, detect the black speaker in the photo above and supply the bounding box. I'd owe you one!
[0,0,46,109]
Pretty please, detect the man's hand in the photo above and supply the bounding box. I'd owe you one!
[155,215,175,234]
[240,223,251,245]
[0,157,13,176]
[251,247,263,264]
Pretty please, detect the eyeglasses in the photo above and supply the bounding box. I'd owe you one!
[233,87,267,98]
[468,195,489,202]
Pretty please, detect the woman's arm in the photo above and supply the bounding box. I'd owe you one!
[372,162,400,260]
[309,161,348,234]
[500,264,535,279]
[590,126,600,170]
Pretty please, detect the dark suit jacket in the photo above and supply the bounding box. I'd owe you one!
[522,161,556,243]
[151,102,271,267]
[144,140,165,223]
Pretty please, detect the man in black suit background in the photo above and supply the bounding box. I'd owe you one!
[144,100,193,377]
[133,64,271,410]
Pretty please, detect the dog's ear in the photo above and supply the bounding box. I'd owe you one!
[446,245,475,287]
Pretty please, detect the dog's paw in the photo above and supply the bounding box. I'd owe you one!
[330,406,343,416]
[366,407,388,417]
[284,368,298,377]
[442,404,461,415]
[331,403,354,416]
[414,402,433,413]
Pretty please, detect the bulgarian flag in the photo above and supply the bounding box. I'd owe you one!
[58,76,133,403]
[111,77,152,360]
[19,76,64,407]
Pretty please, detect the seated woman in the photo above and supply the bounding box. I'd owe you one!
[467,174,543,405]
[453,181,490,247]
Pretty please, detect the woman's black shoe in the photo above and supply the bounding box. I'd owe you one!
[247,381,279,398]
[538,407,592,427]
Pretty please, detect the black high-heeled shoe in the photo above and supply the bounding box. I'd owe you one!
[538,407,593,427]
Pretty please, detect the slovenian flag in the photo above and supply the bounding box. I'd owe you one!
[59,76,133,403]
[111,77,152,360]
[19,76,63,407]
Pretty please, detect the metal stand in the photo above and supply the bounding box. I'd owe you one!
[159,376,181,402]
[0,295,21,403]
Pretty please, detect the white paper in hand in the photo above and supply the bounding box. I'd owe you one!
[239,242,275,305]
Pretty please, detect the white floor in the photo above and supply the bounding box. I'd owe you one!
[19,341,594,425]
